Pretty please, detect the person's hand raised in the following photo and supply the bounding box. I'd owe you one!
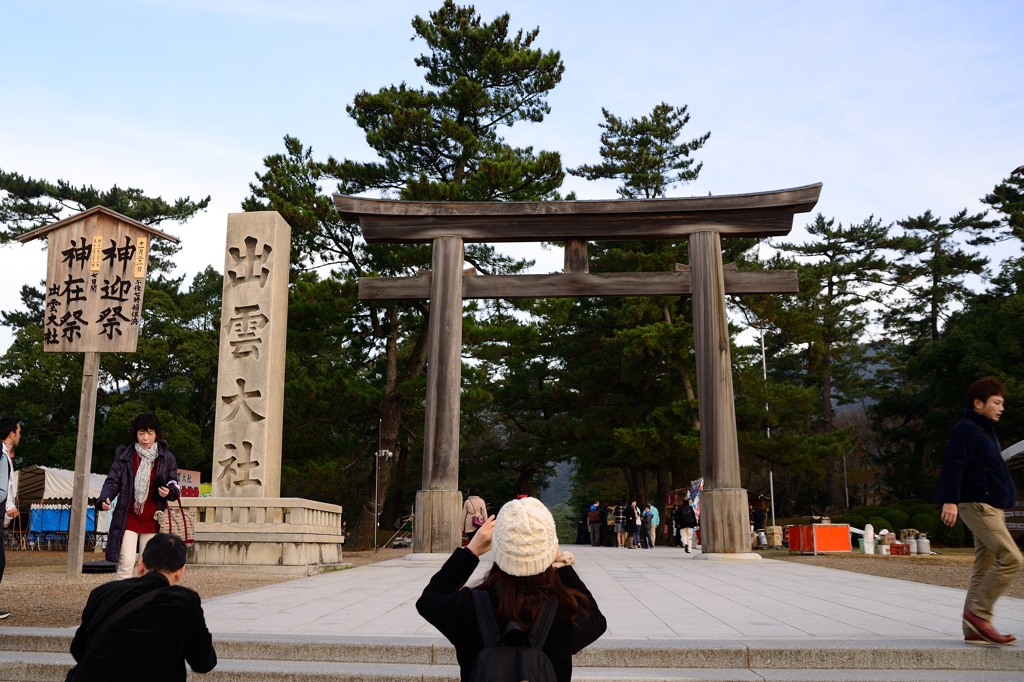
[466,515,496,557]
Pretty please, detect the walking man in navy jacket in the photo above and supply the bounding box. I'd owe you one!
[940,378,1023,645]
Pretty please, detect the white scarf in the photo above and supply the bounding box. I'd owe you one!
[132,443,159,515]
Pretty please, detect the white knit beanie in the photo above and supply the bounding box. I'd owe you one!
[492,497,559,577]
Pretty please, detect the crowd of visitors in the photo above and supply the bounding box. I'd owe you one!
[579,498,698,550]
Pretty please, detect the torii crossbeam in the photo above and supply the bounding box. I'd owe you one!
[334,183,822,556]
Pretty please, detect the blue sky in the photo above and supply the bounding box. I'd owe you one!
[1,1,1022,350]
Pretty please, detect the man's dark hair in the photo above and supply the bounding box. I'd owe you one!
[966,378,1006,409]
[0,417,20,442]
[141,533,187,573]
[129,413,162,443]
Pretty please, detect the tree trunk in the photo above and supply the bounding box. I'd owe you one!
[664,305,699,430]
[347,307,429,551]
[821,353,846,511]
[514,464,540,498]
[656,462,669,511]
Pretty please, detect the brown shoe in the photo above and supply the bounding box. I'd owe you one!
[963,609,1018,646]
[965,634,996,645]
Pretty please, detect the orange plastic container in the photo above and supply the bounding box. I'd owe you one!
[788,524,852,555]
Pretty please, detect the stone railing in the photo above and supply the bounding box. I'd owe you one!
[180,497,342,537]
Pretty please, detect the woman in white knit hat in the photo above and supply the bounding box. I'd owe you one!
[417,496,606,682]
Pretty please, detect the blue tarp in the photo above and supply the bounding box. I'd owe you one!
[28,507,95,533]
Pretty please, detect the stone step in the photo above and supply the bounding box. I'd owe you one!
[2,629,1022,676]
[0,652,1021,682]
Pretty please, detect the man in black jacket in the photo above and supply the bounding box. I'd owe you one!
[940,378,1023,646]
[68,533,217,681]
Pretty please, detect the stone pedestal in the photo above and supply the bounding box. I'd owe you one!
[414,490,462,554]
[182,497,346,575]
[692,489,760,558]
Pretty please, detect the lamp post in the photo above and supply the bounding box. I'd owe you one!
[759,327,776,528]
[374,419,393,553]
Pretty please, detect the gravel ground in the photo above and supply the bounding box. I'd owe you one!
[0,548,411,628]
[770,548,1024,599]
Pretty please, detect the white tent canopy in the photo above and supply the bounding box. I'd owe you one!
[12,465,108,505]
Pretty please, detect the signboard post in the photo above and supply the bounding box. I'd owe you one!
[16,206,179,580]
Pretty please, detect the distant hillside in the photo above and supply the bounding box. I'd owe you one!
[541,461,574,507]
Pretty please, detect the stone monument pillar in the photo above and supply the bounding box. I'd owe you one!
[689,230,759,559]
[182,211,346,574]
[212,212,289,497]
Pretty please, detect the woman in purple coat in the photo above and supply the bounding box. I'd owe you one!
[98,414,179,579]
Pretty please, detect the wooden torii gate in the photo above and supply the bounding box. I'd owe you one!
[334,183,821,556]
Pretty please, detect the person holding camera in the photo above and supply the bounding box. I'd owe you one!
[68,533,216,681]
[98,413,180,580]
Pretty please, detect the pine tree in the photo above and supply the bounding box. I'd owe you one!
[321,0,565,202]
[568,103,709,199]
[248,1,564,551]
[771,214,891,510]
[0,170,210,274]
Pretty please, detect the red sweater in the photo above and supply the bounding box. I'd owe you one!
[125,453,158,534]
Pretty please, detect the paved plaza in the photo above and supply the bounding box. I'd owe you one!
[202,545,1024,641]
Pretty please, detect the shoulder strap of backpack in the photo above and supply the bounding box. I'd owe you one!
[89,586,169,650]
[528,596,558,651]
[471,589,502,648]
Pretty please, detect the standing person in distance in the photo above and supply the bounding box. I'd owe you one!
[626,500,641,549]
[639,505,652,549]
[587,501,602,547]
[461,486,487,544]
[940,378,1022,646]
[0,417,21,619]
[613,501,626,548]
[68,533,216,681]
[99,414,180,580]
[648,502,660,549]
[674,497,697,553]
[416,497,606,682]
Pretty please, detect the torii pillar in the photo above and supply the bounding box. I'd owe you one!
[335,185,822,554]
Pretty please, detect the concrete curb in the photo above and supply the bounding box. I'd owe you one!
[2,629,1022,672]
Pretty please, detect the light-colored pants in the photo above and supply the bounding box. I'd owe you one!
[680,526,693,547]
[958,502,1023,633]
[117,530,156,580]
[647,527,657,547]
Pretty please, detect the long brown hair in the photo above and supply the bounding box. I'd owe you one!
[474,564,589,631]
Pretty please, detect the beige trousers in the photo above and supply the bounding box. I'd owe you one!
[958,502,1023,633]
[680,527,693,547]
[117,530,156,580]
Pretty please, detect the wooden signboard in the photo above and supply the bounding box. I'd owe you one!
[38,209,157,353]
[17,206,179,580]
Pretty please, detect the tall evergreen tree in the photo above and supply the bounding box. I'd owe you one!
[0,170,210,274]
[247,1,565,550]
[769,214,891,510]
[568,103,709,199]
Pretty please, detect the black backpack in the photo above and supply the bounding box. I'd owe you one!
[469,590,558,682]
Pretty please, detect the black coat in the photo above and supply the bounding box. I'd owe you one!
[69,571,216,681]
[625,505,640,532]
[416,549,606,682]
[940,409,1018,510]
[674,504,697,528]
[98,441,179,563]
